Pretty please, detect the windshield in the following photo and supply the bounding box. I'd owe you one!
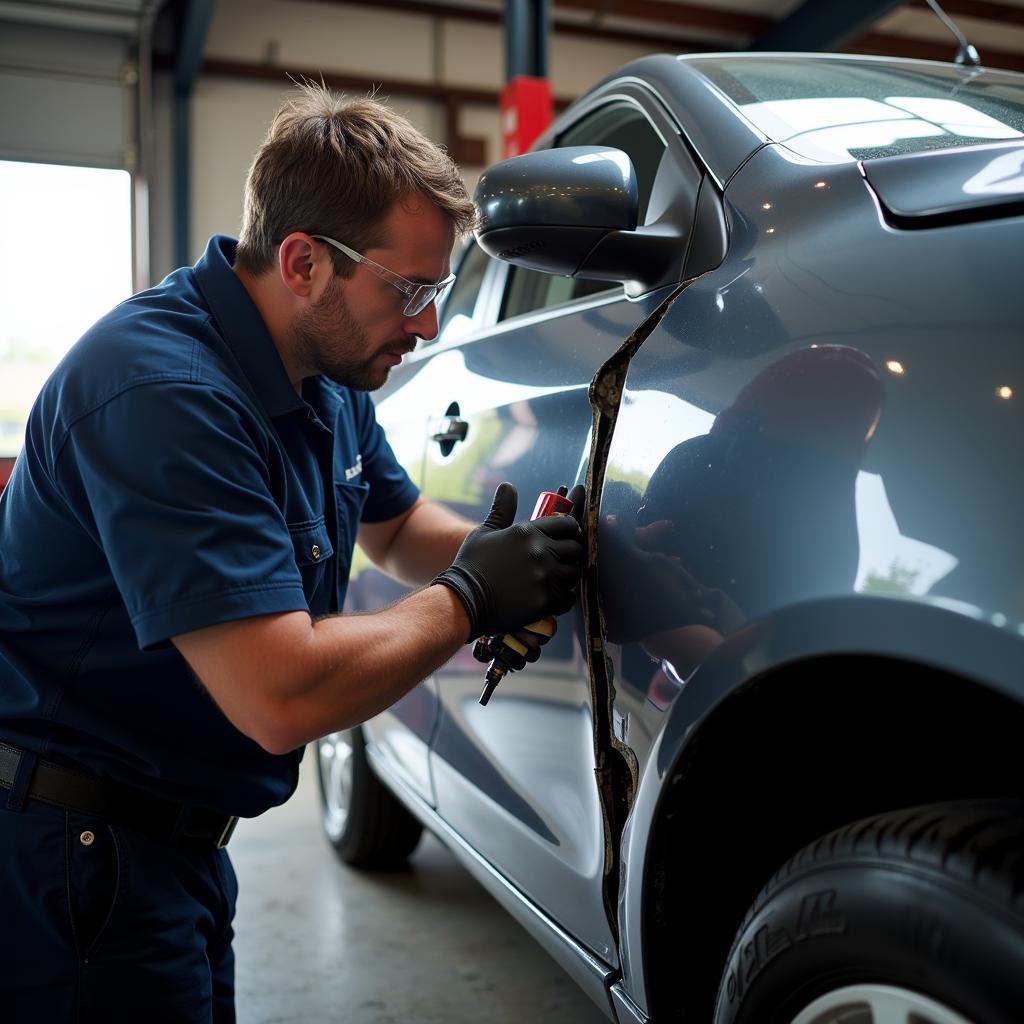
[688,56,1024,163]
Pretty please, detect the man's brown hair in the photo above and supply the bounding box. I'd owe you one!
[235,83,477,277]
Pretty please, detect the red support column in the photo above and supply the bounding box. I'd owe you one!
[500,75,553,158]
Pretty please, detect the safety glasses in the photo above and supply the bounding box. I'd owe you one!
[312,235,455,317]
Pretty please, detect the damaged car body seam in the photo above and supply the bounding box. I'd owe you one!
[582,274,702,948]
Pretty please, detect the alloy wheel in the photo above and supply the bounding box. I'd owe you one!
[791,984,973,1024]
[317,730,354,840]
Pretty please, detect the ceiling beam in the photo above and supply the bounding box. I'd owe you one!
[551,19,708,49]
[849,28,1024,70]
[155,54,577,108]
[290,0,742,49]
[298,0,1024,41]
[753,0,907,51]
[552,0,770,36]
[245,0,1024,74]
[908,0,1024,27]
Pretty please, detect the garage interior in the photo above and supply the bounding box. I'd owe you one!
[2,1,1024,1021]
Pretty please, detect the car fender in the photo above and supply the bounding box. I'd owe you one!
[614,592,1024,1016]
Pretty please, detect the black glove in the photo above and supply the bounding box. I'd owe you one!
[433,482,585,642]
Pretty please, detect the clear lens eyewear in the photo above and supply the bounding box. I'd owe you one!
[312,235,455,317]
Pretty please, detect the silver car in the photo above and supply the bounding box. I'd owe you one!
[318,52,1024,1024]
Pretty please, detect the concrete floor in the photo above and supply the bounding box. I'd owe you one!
[230,750,611,1024]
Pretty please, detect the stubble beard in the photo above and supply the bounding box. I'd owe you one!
[292,277,406,392]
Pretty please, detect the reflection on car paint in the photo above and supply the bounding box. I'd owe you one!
[853,472,958,594]
[600,345,884,678]
[431,698,561,844]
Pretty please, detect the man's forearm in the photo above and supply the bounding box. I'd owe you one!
[259,584,469,752]
[377,500,473,585]
[174,584,470,755]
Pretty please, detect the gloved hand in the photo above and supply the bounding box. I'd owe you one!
[566,483,587,531]
[433,482,585,642]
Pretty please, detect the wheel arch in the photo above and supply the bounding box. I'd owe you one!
[616,620,1024,1022]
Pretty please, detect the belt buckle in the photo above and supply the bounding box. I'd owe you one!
[216,815,239,849]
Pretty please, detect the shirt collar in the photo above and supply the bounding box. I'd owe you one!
[193,235,306,418]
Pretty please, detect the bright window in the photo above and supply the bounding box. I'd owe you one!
[0,160,133,458]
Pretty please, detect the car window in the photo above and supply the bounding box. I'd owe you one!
[500,100,667,322]
[438,240,490,341]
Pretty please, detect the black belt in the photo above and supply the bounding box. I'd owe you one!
[0,742,239,849]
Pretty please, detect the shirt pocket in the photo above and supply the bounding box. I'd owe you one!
[288,516,334,608]
[334,479,370,609]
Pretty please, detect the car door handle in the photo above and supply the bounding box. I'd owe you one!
[430,417,469,445]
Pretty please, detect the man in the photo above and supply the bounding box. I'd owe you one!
[0,85,584,1021]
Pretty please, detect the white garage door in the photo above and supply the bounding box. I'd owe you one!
[0,3,145,170]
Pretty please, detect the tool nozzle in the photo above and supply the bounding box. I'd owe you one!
[478,661,509,706]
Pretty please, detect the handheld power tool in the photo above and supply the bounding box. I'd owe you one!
[473,485,576,706]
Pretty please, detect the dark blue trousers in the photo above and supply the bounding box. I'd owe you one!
[0,795,238,1022]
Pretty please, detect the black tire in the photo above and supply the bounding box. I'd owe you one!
[713,800,1024,1024]
[314,727,423,869]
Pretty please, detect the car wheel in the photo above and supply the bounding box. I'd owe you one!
[713,801,1024,1024]
[314,727,422,868]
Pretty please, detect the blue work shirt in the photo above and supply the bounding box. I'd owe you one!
[0,236,419,817]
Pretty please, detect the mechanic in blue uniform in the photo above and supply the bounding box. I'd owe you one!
[0,85,584,1021]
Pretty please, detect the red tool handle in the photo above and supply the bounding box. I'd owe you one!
[530,489,574,520]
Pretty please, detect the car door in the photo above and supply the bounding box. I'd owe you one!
[417,93,702,964]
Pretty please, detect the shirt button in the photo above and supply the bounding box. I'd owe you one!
[311,544,321,561]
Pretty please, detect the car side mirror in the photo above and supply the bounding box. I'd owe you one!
[473,146,684,295]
